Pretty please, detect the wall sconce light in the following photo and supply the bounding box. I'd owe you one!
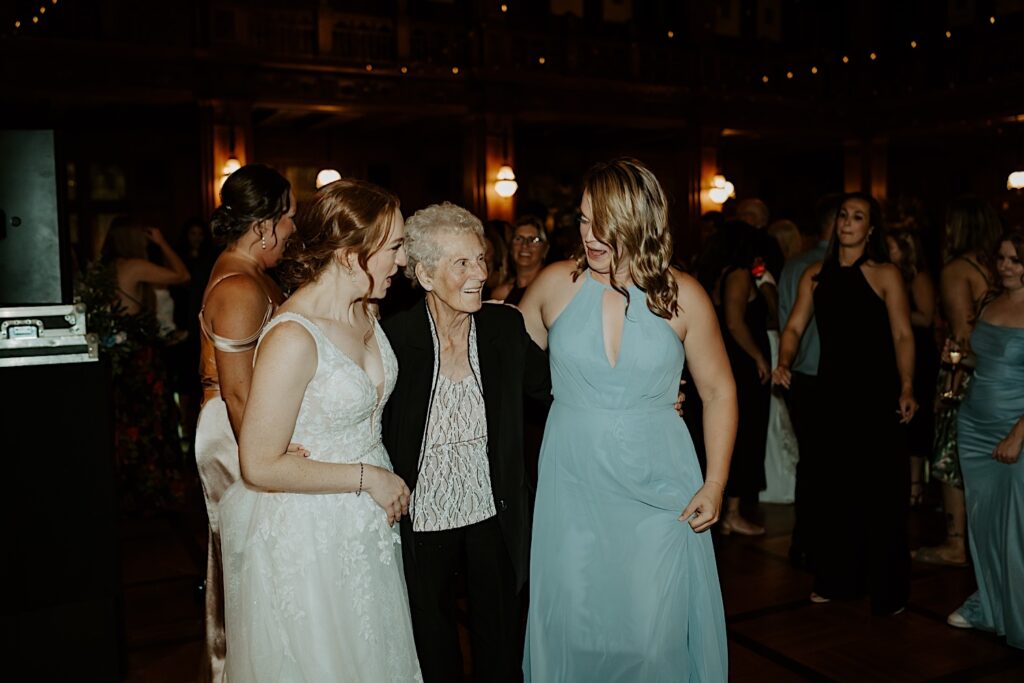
[495,165,518,198]
[1007,171,1024,190]
[708,174,735,204]
[316,169,342,189]
[222,156,241,177]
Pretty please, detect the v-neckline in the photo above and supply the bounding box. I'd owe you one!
[287,312,386,409]
[587,271,629,370]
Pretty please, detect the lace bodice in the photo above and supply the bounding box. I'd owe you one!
[258,312,398,466]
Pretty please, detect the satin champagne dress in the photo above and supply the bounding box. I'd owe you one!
[194,273,273,683]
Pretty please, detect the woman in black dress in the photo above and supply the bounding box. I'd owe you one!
[699,220,771,535]
[774,192,918,615]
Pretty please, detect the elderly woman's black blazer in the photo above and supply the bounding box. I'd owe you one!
[381,301,551,590]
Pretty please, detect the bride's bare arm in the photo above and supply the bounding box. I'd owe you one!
[238,321,409,523]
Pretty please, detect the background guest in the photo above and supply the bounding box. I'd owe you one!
[887,229,939,506]
[493,215,549,304]
[946,228,1024,649]
[775,192,917,615]
[769,219,804,261]
[97,217,191,512]
[778,194,841,568]
[699,219,771,534]
[917,196,1002,567]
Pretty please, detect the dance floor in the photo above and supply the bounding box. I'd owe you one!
[122,499,1023,682]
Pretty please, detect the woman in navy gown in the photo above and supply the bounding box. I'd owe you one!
[518,158,735,681]
[946,228,1024,649]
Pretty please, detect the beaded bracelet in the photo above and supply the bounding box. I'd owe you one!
[356,462,364,496]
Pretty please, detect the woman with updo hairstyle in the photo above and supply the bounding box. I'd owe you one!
[519,158,732,680]
[219,177,421,681]
[193,163,297,683]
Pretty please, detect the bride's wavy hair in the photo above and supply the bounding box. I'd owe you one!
[278,178,399,310]
[573,158,679,319]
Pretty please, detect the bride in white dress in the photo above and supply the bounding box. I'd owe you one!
[220,178,422,682]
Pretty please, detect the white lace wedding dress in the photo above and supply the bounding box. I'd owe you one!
[220,313,422,682]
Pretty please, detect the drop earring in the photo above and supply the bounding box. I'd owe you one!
[260,233,267,250]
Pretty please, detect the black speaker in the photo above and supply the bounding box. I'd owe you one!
[0,129,71,306]
[0,359,122,681]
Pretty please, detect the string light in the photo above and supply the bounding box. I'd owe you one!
[365,64,373,71]
[667,30,674,39]
[400,66,408,74]
[754,14,999,87]
[538,56,546,65]
[451,66,460,75]
[500,3,508,12]
[11,0,62,32]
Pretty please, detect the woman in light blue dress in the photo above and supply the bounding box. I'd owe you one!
[947,229,1024,650]
[519,158,735,681]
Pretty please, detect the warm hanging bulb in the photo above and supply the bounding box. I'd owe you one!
[495,165,518,198]
[1008,171,1024,190]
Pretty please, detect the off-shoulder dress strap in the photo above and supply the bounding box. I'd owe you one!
[198,272,275,353]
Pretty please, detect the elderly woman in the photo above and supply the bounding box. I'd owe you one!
[381,202,550,683]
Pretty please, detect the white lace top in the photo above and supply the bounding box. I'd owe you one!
[411,316,496,532]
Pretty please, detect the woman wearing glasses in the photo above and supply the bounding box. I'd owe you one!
[493,216,549,305]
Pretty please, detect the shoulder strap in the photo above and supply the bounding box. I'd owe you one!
[199,272,275,352]
[960,255,988,281]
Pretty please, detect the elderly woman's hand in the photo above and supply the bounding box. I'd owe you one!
[365,465,411,526]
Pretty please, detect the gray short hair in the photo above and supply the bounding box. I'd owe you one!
[403,202,485,285]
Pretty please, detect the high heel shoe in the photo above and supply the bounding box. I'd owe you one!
[719,516,765,536]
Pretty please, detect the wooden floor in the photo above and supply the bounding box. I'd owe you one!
[121,495,1023,682]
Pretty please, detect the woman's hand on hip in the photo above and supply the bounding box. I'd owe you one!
[992,430,1023,464]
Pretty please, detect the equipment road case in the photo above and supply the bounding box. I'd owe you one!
[0,303,98,367]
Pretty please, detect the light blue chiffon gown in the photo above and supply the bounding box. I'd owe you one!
[956,319,1024,650]
[524,272,728,682]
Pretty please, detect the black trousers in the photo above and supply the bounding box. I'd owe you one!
[405,516,521,683]
[787,372,822,562]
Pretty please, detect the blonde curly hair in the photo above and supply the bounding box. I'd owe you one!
[574,158,678,319]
